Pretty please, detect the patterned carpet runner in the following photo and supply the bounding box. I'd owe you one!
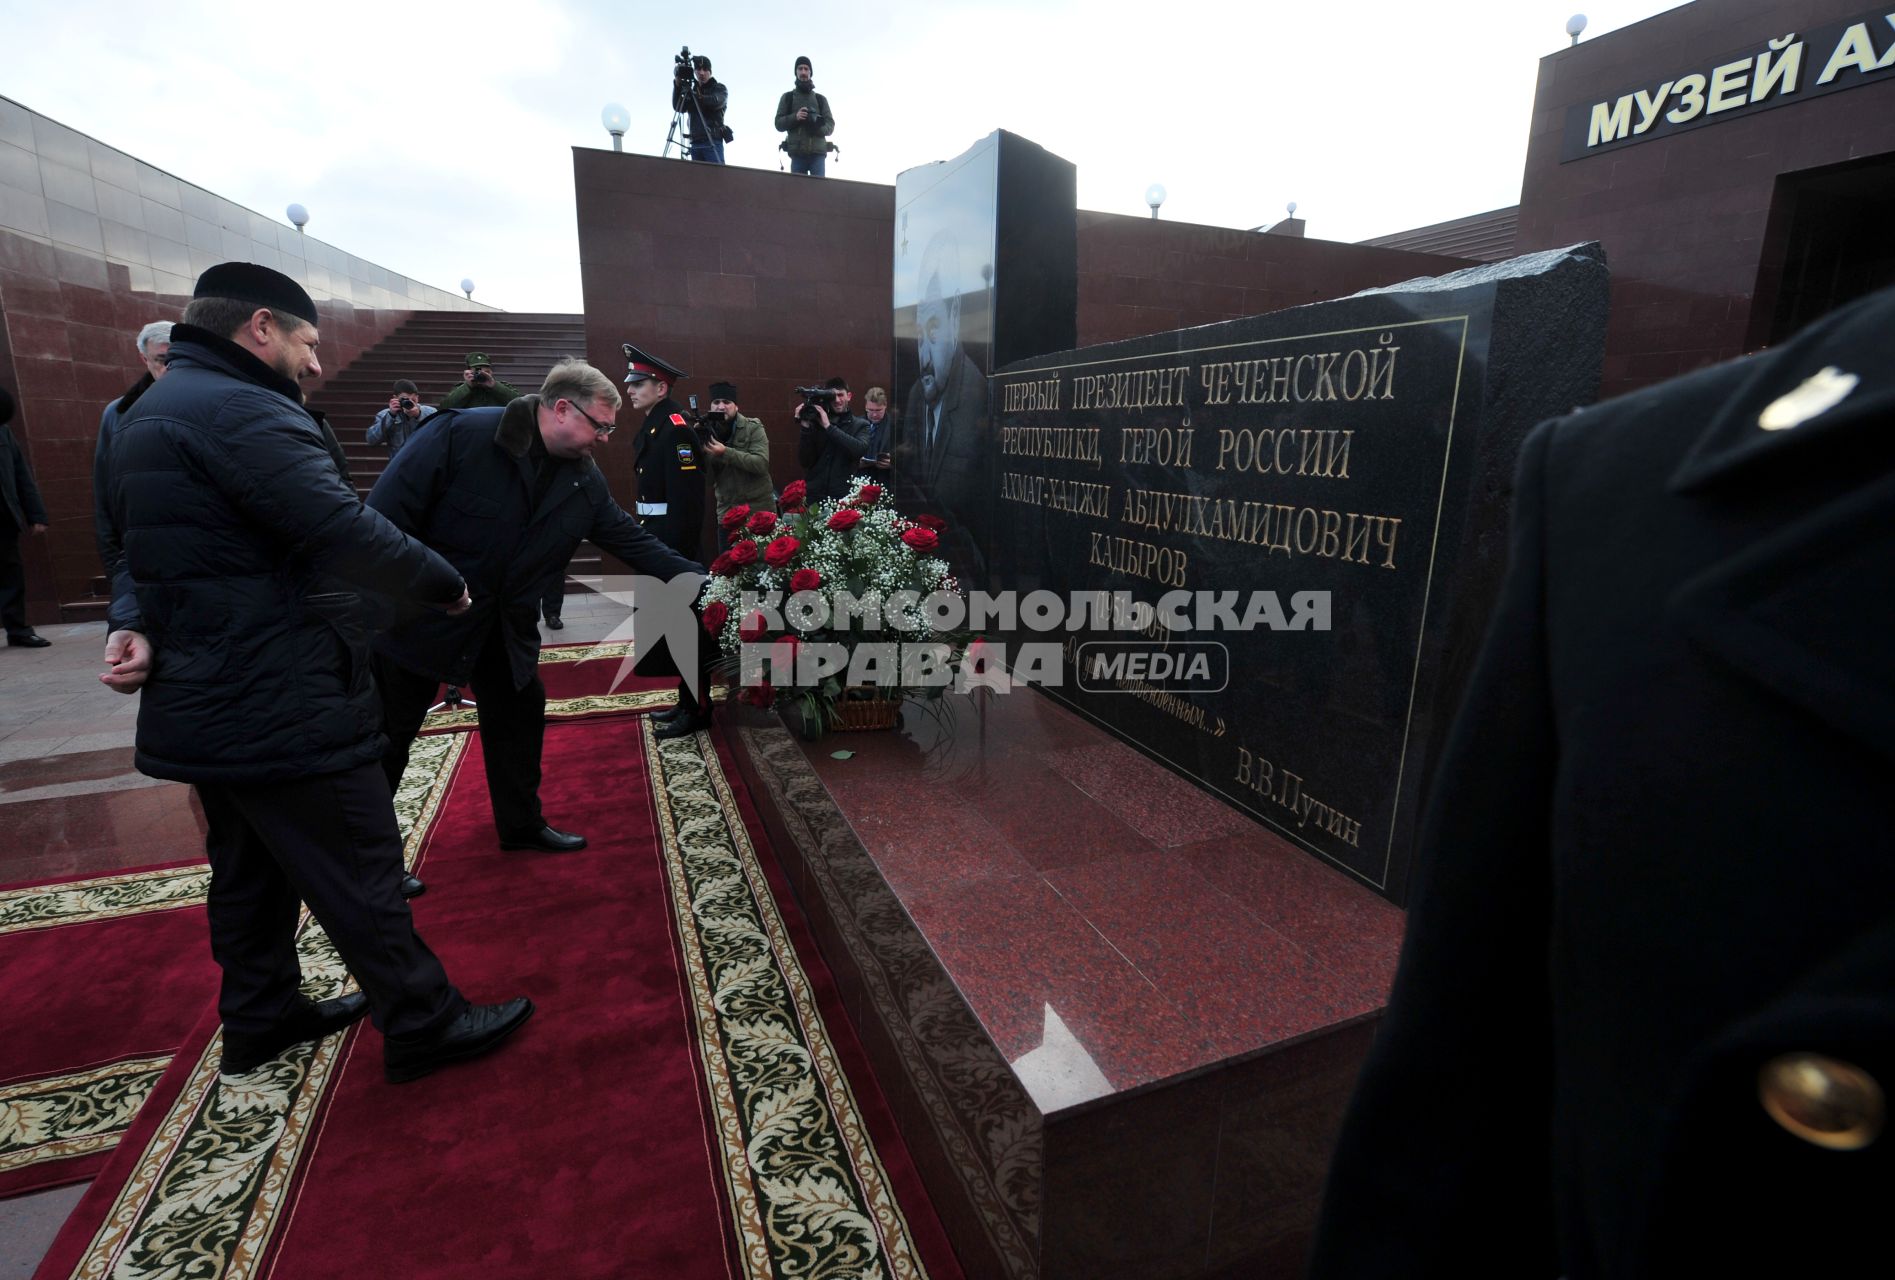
[24,658,957,1280]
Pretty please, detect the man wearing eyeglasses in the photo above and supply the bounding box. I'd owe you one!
[365,359,703,874]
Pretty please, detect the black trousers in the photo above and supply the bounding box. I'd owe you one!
[376,628,546,836]
[195,764,465,1039]
[542,560,566,620]
[0,526,27,636]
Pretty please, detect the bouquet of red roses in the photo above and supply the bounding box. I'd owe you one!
[702,477,965,737]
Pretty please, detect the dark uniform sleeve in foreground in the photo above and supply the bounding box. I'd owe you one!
[1308,419,1561,1279]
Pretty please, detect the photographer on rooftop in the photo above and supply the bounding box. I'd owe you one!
[672,52,730,164]
[774,55,834,177]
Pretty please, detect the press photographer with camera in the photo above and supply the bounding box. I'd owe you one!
[671,50,730,164]
[366,380,435,457]
[774,55,834,177]
[701,381,773,549]
[797,378,872,501]
[440,352,521,411]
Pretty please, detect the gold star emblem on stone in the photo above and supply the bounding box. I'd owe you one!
[1758,366,1859,432]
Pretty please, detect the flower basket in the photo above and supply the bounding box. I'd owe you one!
[834,690,901,731]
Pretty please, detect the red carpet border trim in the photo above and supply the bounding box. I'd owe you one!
[0,735,468,938]
[0,867,209,937]
[0,737,467,1205]
[56,897,359,1278]
[0,1057,169,1181]
[645,720,931,1280]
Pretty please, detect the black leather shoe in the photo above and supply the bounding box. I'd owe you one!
[384,997,534,1083]
[498,824,587,852]
[6,632,50,648]
[221,992,370,1075]
[399,873,426,900]
[545,615,564,630]
[654,712,712,741]
[650,704,684,724]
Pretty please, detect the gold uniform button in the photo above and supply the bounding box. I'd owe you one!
[1758,1053,1884,1151]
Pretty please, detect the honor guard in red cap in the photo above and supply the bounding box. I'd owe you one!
[620,342,717,738]
[621,343,705,560]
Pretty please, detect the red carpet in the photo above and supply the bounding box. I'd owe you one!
[34,701,961,1280]
[0,877,217,1196]
[258,717,737,1279]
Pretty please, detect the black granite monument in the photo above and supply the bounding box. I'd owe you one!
[989,246,1610,904]
[892,131,1077,589]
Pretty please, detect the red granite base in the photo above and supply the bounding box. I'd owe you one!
[723,686,1405,1280]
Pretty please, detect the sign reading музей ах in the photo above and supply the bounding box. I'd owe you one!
[1565,6,1895,161]
[987,249,1607,906]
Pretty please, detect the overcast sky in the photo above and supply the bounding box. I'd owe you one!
[7,0,1686,312]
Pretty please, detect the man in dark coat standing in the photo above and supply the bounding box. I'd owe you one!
[623,343,705,560]
[368,358,704,868]
[1310,284,1895,1278]
[672,53,729,164]
[93,321,172,584]
[0,385,50,648]
[98,263,532,1084]
[800,378,872,501]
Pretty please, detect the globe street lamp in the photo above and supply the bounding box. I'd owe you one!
[601,103,630,152]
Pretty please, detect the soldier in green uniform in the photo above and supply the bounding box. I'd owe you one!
[439,352,521,411]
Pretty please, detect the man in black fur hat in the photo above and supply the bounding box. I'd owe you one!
[99,261,534,1085]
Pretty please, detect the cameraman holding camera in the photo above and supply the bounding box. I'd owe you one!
[366,380,434,457]
[798,377,872,501]
[672,51,730,164]
[440,353,521,411]
[774,56,834,177]
[701,381,773,548]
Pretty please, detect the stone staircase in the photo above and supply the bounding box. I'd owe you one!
[64,311,594,622]
[311,310,586,494]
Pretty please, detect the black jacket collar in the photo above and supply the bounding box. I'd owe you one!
[164,323,305,403]
[1669,285,1895,495]
[496,394,542,458]
[115,370,156,415]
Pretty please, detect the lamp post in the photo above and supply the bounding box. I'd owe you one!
[1566,14,1588,46]
[601,103,630,152]
[1145,183,1166,220]
[460,278,475,301]
[286,203,308,235]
